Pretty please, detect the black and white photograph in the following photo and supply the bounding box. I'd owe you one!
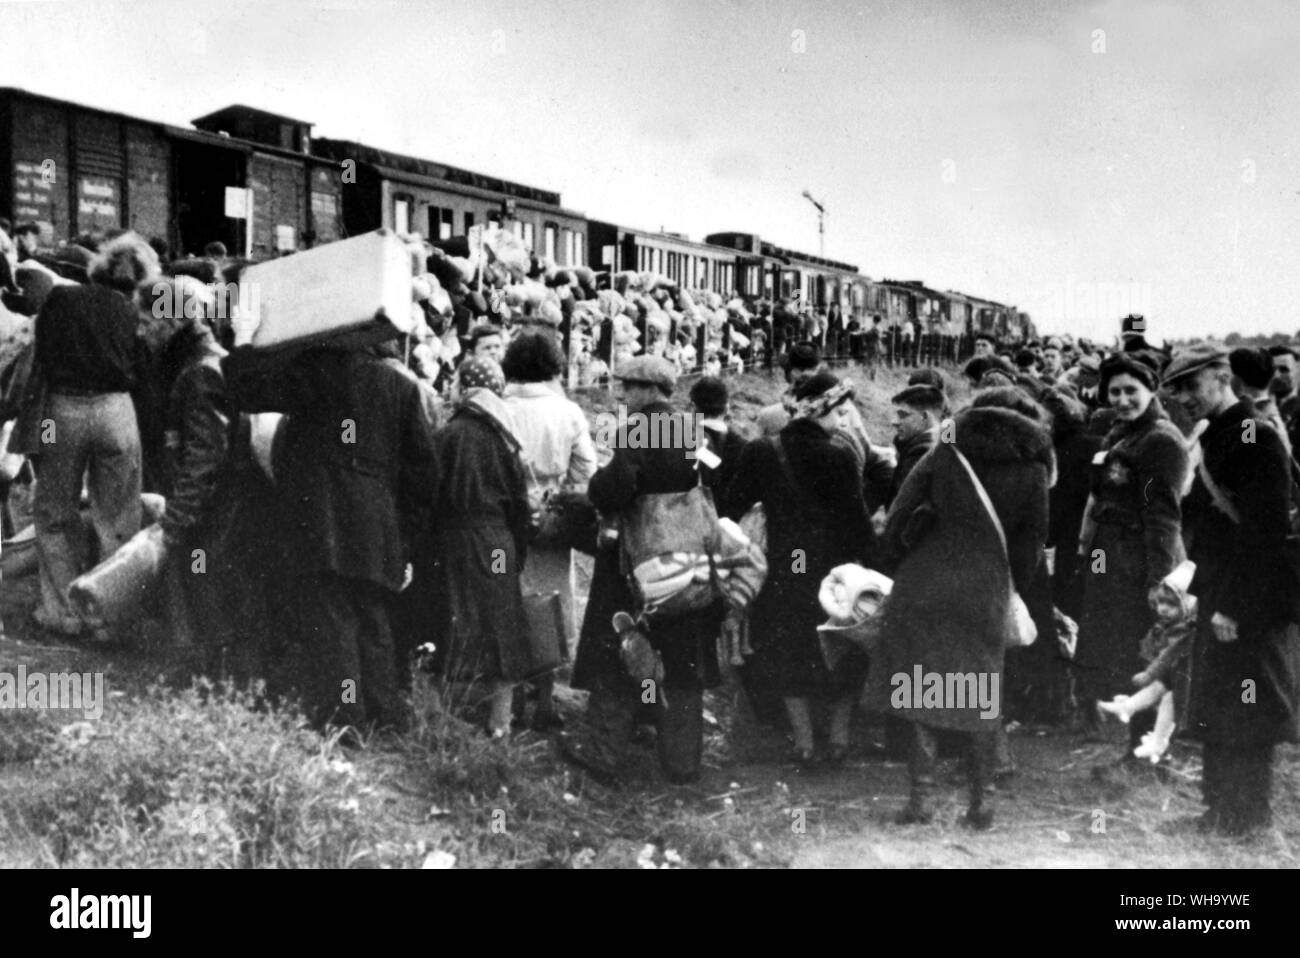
[0,0,1297,899]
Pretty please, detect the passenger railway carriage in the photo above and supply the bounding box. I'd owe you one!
[1,87,1032,349]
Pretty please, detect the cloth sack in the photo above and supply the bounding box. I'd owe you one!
[68,525,169,624]
[619,484,721,618]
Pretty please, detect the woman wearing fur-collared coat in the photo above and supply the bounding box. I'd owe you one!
[871,390,1052,828]
[1074,354,1188,755]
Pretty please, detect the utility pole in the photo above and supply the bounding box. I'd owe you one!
[801,189,825,257]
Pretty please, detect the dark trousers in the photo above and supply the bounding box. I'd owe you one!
[1203,742,1274,830]
[586,680,705,782]
[907,721,997,810]
[286,572,402,733]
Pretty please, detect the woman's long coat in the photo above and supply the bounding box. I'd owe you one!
[425,404,533,682]
[722,417,877,700]
[1075,400,1188,701]
[870,407,1052,733]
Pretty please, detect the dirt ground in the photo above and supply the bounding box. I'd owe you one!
[2,363,1298,868]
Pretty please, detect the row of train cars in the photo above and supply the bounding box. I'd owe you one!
[1,87,1035,344]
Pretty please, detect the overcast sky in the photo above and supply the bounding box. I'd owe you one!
[4,0,1299,341]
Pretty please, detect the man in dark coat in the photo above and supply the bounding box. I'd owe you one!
[1164,346,1300,835]
[874,390,1052,829]
[137,278,267,674]
[562,356,724,786]
[1267,345,1300,453]
[223,334,438,734]
[887,384,943,508]
[689,376,746,499]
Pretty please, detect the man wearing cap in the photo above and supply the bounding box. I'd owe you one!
[972,334,996,359]
[689,376,745,497]
[1064,352,1103,411]
[1164,345,1299,836]
[887,384,944,508]
[563,355,723,786]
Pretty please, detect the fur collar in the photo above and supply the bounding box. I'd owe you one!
[953,406,1053,466]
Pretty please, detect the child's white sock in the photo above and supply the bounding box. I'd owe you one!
[1096,695,1133,724]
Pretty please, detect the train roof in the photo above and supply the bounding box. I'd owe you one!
[192,104,314,130]
[587,219,740,256]
[705,231,860,274]
[313,137,569,210]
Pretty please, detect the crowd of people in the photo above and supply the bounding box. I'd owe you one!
[1,219,1297,841]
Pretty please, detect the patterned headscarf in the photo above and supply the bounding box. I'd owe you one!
[456,356,505,396]
[455,356,520,451]
[788,371,855,421]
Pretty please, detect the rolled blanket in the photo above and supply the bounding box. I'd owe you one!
[68,525,169,624]
[819,564,892,626]
[817,564,893,670]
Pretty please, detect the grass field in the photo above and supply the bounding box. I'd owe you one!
[1,360,1297,868]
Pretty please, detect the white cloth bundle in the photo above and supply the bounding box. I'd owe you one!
[819,564,893,627]
[68,525,169,624]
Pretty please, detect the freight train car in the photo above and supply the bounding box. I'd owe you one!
[0,90,345,259]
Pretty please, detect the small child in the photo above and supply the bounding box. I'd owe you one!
[1096,560,1196,762]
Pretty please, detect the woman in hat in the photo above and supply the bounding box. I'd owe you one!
[424,356,533,738]
[723,371,877,767]
[1074,352,1189,763]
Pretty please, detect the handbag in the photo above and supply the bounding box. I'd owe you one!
[530,487,599,556]
[950,444,1038,648]
[520,590,566,677]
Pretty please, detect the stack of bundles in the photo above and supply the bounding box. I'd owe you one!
[419,227,764,377]
[817,564,893,671]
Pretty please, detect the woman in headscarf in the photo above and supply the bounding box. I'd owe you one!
[1074,352,1188,765]
[723,371,878,767]
[425,356,533,738]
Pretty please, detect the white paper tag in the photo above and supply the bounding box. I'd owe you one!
[1091,450,1107,466]
[695,445,722,470]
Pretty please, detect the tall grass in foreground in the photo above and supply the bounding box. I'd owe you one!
[0,681,392,868]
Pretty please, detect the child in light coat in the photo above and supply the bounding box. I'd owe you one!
[1096,560,1196,762]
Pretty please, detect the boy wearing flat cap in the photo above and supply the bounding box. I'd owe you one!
[1164,345,1300,836]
